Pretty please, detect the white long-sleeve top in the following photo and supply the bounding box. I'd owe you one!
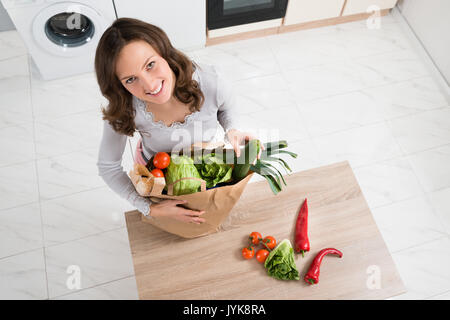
[96,63,241,216]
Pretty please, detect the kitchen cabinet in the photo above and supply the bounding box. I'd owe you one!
[284,0,345,25]
[114,0,206,50]
[207,0,397,45]
[397,0,450,87]
[342,0,398,16]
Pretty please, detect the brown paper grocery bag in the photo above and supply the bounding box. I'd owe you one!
[128,141,254,238]
[142,172,254,238]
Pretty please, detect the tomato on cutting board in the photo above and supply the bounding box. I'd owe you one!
[262,236,276,250]
[242,246,255,259]
[249,232,262,245]
[255,249,270,263]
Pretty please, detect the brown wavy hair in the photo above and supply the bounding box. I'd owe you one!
[95,18,204,136]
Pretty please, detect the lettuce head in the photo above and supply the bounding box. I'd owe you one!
[264,239,300,281]
[194,153,233,189]
[165,155,202,195]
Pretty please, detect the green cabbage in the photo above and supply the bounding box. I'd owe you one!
[264,239,300,280]
[165,155,202,195]
[194,153,233,189]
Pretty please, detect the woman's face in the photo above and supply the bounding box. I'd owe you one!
[115,40,176,105]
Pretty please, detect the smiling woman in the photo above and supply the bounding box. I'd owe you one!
[94,18,263,224]
[116,41,185,118]
[95,18,204,136]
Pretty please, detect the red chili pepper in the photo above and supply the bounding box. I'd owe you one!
[294,198,310,257]
[304,248,343,285]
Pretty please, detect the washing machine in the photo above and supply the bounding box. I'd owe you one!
[1,0,117,80]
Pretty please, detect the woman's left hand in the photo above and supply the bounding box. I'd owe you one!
[226,129,265,159]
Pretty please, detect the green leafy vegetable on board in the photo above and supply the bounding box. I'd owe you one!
[264,239,300,281]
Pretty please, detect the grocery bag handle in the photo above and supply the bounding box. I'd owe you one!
[167,177,207,195]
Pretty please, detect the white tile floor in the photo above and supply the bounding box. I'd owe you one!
[1,10,450,300]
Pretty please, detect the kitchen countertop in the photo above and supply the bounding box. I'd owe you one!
[125,161,405,300]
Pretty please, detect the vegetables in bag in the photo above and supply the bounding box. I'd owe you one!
[194,153,233,189]
[165,155,202,195]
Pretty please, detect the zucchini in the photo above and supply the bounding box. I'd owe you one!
[232,139,260,181]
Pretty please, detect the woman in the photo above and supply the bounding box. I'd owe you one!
[95,18,262,225]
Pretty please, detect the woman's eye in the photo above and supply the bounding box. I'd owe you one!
[124,62,154,84]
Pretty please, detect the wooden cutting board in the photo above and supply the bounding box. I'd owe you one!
[125,161,406,299]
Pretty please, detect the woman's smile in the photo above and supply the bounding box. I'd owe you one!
[146,80,164,96]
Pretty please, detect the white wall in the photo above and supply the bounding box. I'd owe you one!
[397,0,450,86]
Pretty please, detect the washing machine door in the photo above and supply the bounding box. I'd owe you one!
[32,2,108,57]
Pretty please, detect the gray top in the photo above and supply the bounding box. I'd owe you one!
[96,63,241,216]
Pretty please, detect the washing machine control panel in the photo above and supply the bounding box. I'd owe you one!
[1,0,45,9]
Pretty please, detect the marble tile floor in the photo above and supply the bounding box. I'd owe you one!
[1,10,449,300]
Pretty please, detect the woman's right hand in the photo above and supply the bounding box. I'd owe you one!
[150,199,206,224]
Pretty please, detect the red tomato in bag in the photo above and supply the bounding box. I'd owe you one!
[153,152,170,169]
[151,168,164,178]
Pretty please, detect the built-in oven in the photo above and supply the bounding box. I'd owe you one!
[207,0,288,30]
